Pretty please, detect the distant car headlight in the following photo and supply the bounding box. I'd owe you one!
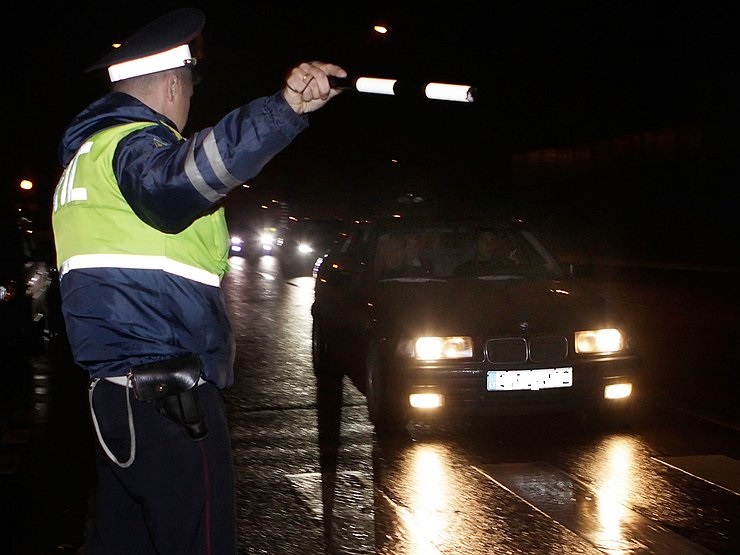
[297,243,313,254]
[574,328,624,354]
[260,232,275,246]
[414,336,473,360]
[229,236,244,253]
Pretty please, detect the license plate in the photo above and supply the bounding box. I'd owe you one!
[487,368,573,391]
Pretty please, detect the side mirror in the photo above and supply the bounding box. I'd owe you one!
[317,253,360,286]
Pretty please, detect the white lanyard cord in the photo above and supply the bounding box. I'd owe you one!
[88,378,136,468]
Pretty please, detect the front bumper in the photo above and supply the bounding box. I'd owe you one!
[396,355,640,417]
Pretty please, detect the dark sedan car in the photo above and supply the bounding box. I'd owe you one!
[312,216,640,434]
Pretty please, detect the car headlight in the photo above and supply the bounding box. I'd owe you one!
[415,336,473,360]
[260,232,275,245]
[574,328,624,354]
[297,243,313,254]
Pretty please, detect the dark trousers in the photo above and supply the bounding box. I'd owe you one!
[87,380,236,554]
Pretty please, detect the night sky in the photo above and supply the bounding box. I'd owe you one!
[6,2,738,262]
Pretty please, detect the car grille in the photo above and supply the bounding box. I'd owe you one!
[485,336,568,364]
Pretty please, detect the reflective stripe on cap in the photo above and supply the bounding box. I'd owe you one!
[108,44,194,82]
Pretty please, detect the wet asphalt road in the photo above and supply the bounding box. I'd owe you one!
[1,255,738,554]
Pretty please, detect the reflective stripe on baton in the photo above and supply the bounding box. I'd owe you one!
[329,76,477,103]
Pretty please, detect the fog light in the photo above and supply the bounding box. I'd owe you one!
[409,393,444,409]
[604,383,632,400]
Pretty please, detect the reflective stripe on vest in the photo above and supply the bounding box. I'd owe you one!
[60,253,221,287]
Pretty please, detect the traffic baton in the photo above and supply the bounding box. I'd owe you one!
[329,76,477,103]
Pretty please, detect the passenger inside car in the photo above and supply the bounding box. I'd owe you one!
[376,235,434,278]
[453,230,519,276]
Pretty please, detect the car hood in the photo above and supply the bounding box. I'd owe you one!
[370,277,617,336]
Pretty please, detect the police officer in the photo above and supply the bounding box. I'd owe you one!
[51,8,346,554]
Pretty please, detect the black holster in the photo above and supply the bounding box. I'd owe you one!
[155,388,208,441]
[129,354,208,440]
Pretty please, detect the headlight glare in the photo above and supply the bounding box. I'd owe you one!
[260,232,275,245]
[409,393,444,409]
[575,328,624,354]
[415,336,473,360]
[604,383,632,399]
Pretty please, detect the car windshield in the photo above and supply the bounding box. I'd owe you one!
[373,224,562,281]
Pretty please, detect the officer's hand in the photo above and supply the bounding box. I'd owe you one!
[283,62,347,114]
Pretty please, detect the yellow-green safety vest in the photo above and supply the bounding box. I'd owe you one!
[52,122,229,287]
